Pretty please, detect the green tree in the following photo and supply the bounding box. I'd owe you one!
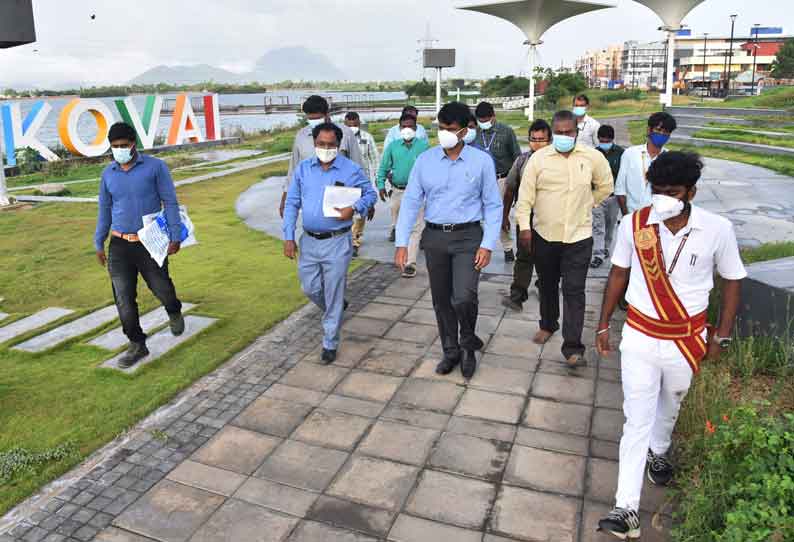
[770,38,794,79]
[404,78,447,98]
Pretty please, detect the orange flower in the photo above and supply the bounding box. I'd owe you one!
[722,415,729,423]
[706,420,716,434]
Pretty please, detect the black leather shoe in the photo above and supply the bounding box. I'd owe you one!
[118,342,149,369]
[472,336,485,351]
[461,350,477,379]
[169,312,185,336]
[321,349,337,365]
[435,353,461,375]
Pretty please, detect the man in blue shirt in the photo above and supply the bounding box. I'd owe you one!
[395,102,503,379]
[283,123,377,364]
[94,122,184,369]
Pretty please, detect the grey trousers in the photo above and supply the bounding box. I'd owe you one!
[592,195,619,260]
[422,225,483,358]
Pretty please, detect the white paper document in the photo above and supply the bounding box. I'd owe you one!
[323,186,361,218]
[138,206,198,267]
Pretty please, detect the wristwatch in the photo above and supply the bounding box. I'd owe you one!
[713,336,732,350]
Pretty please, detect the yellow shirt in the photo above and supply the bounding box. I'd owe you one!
[515,144,614,244]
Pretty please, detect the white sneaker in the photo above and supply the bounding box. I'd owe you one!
[597,507,641,540]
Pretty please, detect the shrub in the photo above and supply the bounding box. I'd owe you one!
[599,89,645,103]
[15,147,42,175]
[46,159,71,178]
[673,405,794,542]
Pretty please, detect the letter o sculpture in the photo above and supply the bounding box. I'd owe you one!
[58,99,115,157]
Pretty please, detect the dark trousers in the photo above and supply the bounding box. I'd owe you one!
[533,231,593,359]
[510,223,535,303]
[108,237,182,344]
[422,226,482,358]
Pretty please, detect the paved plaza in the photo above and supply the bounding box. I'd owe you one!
[1,262,673,542]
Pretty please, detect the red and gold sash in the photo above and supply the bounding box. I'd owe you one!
[628,206,708,373]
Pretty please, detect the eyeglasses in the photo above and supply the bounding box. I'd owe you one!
[529,138,549,143]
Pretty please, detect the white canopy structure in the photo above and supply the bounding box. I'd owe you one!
[458,0,617,119]
[631,0,707,107]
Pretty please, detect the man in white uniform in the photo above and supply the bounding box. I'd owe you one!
[595,151,746,539]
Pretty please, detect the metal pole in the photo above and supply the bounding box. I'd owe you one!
[435,67,442,116]
[0,152,9,206]
[751,25,760,96]
[703,33,709,100]
[650,56,655,90]
[727,14,738,94]
[664,30,676,107]
[528,44,537,120]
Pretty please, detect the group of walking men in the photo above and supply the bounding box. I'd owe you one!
[93,91,745,541]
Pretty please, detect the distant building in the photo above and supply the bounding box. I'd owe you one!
[574,45,624,88]
[621,41,668,91]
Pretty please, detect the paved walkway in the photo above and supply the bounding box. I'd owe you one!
[1,262,672,542]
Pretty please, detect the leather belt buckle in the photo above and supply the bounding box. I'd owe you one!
[442,224,454,233]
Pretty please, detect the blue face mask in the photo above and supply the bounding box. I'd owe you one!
[649,132,670,148]
[553,134,576,153]
[572,106,587,117]
[597,142,614,152]
[463,128,477,145]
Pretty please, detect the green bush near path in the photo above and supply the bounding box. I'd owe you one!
[692,128,794,150]
[0,163,316,515]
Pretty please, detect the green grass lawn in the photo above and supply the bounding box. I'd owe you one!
[741,241,794,264]
[721,86,794,110]
[706,121,794,134]
[692,128,794,149]
[628,119,794,178]
[0,162,314,515]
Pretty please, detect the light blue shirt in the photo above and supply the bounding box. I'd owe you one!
[283,155,377,242]
[383,123,428,150]
[395,145,503,251]
[614,144,666,213]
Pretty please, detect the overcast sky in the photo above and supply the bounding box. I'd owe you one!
[1,0,791,88]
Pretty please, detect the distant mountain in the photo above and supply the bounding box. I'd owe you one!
[128,47,347,85]
[130,64,243,85]
[251,47,346,83]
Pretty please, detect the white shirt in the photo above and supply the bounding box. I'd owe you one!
[614,144,666,213]
[354,129,380,181]
[612,204,747,319]
[576,115,600,148]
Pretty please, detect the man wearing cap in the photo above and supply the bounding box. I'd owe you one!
[94,122,185,369]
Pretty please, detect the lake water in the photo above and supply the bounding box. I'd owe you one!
[0,91,407,152]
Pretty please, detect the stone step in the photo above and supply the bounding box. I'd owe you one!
[13,305,120,353]
[0,312,7,323]
[101,315,218,373]
[88,303,197,351]
[0,308,74,345]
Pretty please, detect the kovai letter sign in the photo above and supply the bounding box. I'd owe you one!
[0,93,222,167]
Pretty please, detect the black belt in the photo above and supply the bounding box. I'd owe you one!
[392,186,406,191]
[305,226,351,240]
[425,221,481,233]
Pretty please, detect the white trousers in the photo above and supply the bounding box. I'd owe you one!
[615,325,694,511]
[391,189,424,266]
[497,177,513,252]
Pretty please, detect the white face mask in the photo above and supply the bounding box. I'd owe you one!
[307,117,325,128]
[477,120,493,130]
[112,146,134,165]
[315,147,338,163]
[651,194,685,221]
[349,126,360,135]
[400,127,416,141]
[438,128,464,150]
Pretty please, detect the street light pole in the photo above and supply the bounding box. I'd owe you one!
[726,14,738,94]
[751,24,761,96]
[0,142,9,206]
[702,33,709,100]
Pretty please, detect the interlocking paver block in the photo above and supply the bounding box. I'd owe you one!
[308,495,394,538]
[320,395,385,418]
[255,440,348,492]
[384,322,438,345]
[307,338,372,368]
[586,458,670,514]
[380,405,450,430]
[263,384,326,406]
[191,426,280,475]
[280,363,348,393]
[480,353,538,372]
[455,389,524,424]
[358,350,421,377]
[491,485,579,542]
[532,373,595,405]
[446,416,516,443]
[595,380,624,410]
[591,408,625,442]
[515,427,589,456]
[356,302,409,322]
[343,316,393,337]
[113,480,224,542]
[504,445,586,496]
[190,498,298,542]
[468,365,533,396]
[523,398,592,436]
[288,520,378,542]
[95,527,156,541]
[291,409,372,451]
[166,460,246,496]
[234,477,318,517]
[412,357,466,385]
[391,378,463,413]
[406,470,496,530]
[334,371,403,403]
[400,308,437,326]
[486,335,542,358]
[328,456,419,511]
[429,432,511,481]
[388,514,482,542]
[233,396,313,437]
[357,420,439,465]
